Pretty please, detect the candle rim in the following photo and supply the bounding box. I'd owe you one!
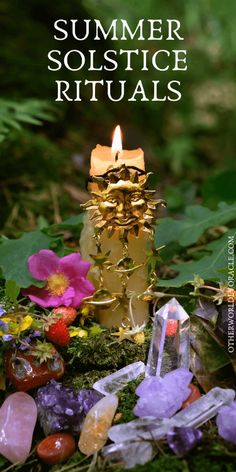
[92,144,144,156]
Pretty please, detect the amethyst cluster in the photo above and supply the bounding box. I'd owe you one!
[134,368,193,419]
[35,379,102,435]
[217,401,236,445]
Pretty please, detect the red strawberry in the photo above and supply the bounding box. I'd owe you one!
[53,306,77,326]
[46,320,70,346]
[165,319,178,336]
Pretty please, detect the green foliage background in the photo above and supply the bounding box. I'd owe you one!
[0,0,236,234]
[0,2,235,471]
[0,0,235,377]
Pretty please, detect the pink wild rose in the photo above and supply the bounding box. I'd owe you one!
[23,249,94,308]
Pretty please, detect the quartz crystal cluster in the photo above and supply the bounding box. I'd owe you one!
[105,387,235,468]
[35,379,101,435]
[108,387,235,444]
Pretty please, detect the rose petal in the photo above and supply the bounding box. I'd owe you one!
[71,278,95,308]
[69,293,85,308]
[22,286,64,308]
[59,253,91,279]
[60,287,75,307]
[24,250,94,309]
[28,250,60,280]
[81,279,95,296]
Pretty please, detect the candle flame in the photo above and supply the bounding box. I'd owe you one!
[111,125,122,152]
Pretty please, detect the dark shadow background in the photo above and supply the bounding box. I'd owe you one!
[0,0,236,233]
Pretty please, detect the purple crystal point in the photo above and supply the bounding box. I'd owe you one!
[217,401,236,445]
[35,380,102,435]
[134,368,192,419]
[167,426,202,456]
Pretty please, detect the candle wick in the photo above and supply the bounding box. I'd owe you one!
[115,151,119,162]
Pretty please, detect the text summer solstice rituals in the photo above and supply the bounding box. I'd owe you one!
[48,18,188,102]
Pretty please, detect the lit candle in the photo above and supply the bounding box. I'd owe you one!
[111,124,122,161]
[80,126,149,327]
[90,125,145,175]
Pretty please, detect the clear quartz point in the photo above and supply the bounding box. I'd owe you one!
[173,387,235,428]
[109,417,174,442]
[102,440,155,469]
[108,387,235,443]
[93,361,145,395]
[146,297,190,376]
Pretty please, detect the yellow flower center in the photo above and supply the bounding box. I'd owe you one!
[46,272,69,296]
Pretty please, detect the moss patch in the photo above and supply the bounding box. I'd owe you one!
[65,329,150,373]
[116,376,144,423]
[63,369,112,390]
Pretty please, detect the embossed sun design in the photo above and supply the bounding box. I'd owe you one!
[82,164,165,238]
[82,164,165,309]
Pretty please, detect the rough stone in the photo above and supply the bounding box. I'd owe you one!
[36,379,101,435]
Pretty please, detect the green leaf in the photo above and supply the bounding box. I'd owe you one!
[0,99,55,142]
[37,215,49,229]
[0,230,57,288]
[190,316,231,373]
[156,202,236,247]
[158,229,236,287]
[53,213,85,230]
[48,213,85,236]
[5,280,20,302]
[156,218,183,247]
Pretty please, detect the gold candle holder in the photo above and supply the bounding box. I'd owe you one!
[80,163,165,327]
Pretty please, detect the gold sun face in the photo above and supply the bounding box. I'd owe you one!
[96,181,147,230]
[82,165,165,236]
